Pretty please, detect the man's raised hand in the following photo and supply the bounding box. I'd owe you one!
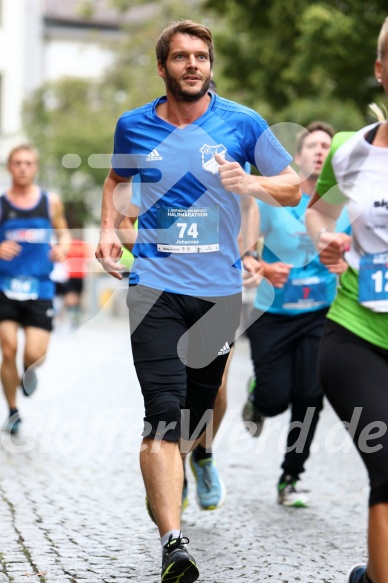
[215,153,252,196]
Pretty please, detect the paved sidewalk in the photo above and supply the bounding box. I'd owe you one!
[0,293,368,582]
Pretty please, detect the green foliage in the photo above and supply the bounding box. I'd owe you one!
[206,0,388,129]
[22,0,388,225]
[23,77,123,223]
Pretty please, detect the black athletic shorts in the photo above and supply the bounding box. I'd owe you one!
[0,292,54,331]
[56,278,83,296]
[247,307,327,416]
[127,284,242,442]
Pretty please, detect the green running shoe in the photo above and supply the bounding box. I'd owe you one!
[277,475,309,508]
[242,377,265,437]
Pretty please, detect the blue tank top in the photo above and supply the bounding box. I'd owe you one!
[0,191,55,300]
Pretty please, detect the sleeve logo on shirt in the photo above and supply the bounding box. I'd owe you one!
[199,144,227,175]
[146,148,163,161]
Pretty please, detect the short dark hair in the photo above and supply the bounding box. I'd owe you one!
[295,121,335,154]
[155,20,214,68]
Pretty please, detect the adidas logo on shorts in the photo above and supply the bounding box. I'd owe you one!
[146,148,163,161]
[218,342,231,356]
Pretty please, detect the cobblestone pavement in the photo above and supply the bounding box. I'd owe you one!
[0,290,369,582]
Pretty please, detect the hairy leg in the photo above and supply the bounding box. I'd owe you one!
[140,438,184,537]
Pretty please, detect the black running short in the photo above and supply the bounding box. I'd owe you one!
[127,284,242,443]
[56,278,83,296]
[0,292,54,331]
[247,308,327,416]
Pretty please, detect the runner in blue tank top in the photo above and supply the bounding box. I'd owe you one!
[95,20,301,583]
[0,145,70,434]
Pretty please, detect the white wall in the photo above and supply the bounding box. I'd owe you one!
[44,38,114,81]
[0,1,28,148]
[0,0,44,190]
[0,0,118,187]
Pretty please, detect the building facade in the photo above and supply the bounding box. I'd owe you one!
[0,0,147,187]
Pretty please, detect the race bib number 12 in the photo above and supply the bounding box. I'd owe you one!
[358,252,388,312]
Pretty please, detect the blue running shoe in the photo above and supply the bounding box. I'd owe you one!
[161,534,199,583]
[189,454,226,510]
[3,409,22,434]
[344,564,368,583]
[22,367,38,397]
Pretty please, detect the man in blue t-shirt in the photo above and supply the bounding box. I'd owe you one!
[118,81,262,517]
[242,121,350,508]
[96,19,300,583]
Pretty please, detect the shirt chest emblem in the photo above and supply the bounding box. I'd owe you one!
[199,144,227,175]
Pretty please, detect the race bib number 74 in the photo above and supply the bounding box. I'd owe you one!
[157,206,219,253]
